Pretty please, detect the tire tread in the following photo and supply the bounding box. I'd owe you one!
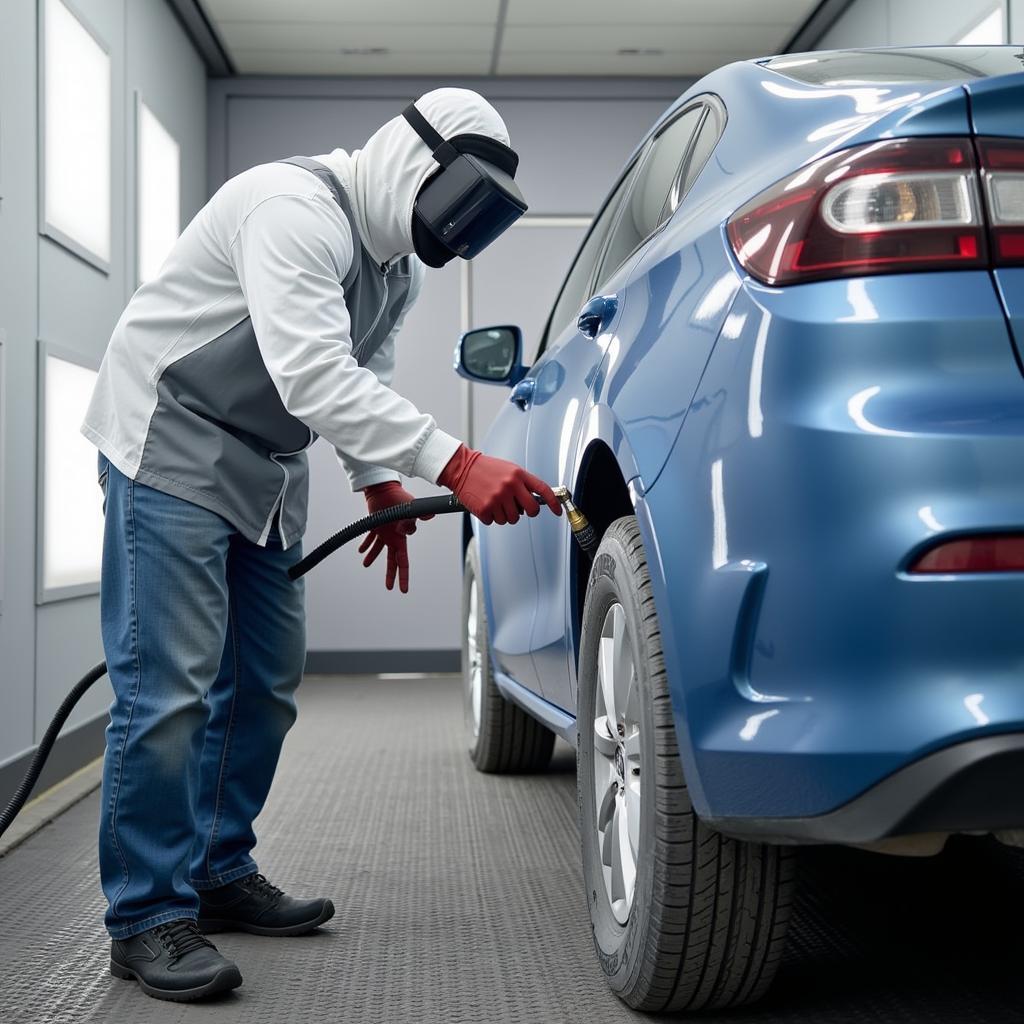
[579,517,794,1013]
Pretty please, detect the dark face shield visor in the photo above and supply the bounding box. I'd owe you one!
[403,103,528,267]
[413,154,527,261]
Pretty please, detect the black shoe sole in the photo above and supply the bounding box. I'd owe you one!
[110,959,243,1002]
[198,898,335,937]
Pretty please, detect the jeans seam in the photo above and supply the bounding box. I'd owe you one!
[203,590,242,880]
[108,908,199,940]
[108,476,142,923]
[192,864,259,891]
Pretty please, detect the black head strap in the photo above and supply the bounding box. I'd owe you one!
[448,133,519,176]
[402,103,519,177]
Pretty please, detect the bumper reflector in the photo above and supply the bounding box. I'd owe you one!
[909,534,1024,574]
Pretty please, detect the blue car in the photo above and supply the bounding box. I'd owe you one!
[455,46,1024,1013]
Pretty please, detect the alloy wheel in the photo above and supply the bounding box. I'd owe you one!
[593,602,642,925]
[466,578,483,739]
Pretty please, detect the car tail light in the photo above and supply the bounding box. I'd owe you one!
[978,139,1024,265]
[728,138,988,285]
[908,534,1024,574]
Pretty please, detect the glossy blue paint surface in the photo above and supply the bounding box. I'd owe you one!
[966,72,1024,137]
[467,49,1024,824]
[644,273,1024,817]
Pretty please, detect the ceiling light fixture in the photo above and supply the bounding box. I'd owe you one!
[617,48,664,56]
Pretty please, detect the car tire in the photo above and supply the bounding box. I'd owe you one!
[462,538,555,773]
[578,516,794,1012]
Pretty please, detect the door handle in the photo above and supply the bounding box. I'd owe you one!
[577,294,618,339]
[510,378,536,410]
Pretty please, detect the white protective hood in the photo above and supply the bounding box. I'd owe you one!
[315,87,512,267]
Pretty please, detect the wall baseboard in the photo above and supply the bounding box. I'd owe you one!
[0,713,107,811]
[304,649,460,675]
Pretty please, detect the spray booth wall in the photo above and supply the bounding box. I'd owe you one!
[0,0,207,780]
[819,0,1021,46]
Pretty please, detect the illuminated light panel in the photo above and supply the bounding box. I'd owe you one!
[43,0,111,264]
[42,353,104,592]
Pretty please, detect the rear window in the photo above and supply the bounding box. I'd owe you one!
[762,46,1024,86]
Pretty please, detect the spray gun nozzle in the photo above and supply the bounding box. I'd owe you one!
[553,485,599,561]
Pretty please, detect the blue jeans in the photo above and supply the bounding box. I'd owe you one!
[97,457,306,939]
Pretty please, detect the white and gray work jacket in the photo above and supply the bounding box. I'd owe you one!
[82,157,459,548]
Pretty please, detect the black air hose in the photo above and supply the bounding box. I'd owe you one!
[0,660,108,839]
[1,490,575,840]
[287,493,466,580]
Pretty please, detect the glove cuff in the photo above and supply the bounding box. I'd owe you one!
[438,444,481,493]
[363,480,411,514]
[363,481,406,500]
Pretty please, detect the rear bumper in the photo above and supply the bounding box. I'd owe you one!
[703,733,1024,845]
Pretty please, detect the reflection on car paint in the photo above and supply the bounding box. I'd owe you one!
[739,709,780,742]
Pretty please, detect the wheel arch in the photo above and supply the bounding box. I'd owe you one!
[569,414,708,814]
[570,437,635,660]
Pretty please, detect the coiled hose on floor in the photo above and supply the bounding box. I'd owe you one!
[0,495,469,840]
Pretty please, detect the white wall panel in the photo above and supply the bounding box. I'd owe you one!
[470,222,588,447]
[137,100,181,285]
[819,0,1008,48]
[1013,0,1024,39]
[888,0,1005,46]
[818,0,888,48]
[0,0,42,771]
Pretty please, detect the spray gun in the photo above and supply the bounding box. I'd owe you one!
[553,486,599,561]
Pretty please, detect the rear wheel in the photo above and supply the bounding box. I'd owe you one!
[578,517,794,1012]
[462,539,555,773]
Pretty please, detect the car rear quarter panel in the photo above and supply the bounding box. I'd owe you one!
[641,270,1024,821]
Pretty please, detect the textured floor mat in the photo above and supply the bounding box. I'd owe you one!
[2,674,1023,1023]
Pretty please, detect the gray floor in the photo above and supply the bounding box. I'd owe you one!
[3,675,1024,1023]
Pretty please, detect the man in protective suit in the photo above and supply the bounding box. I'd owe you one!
[82,87,560,1002]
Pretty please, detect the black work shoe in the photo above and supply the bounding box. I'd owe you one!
[197,872,335,937]
[110,919,242,1002]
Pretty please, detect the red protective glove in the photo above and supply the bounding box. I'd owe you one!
[358,482,433,593]
[438,445,562,526]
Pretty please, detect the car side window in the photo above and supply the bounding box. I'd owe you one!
[665,101,725,218]
[536,151,647,358]
[594,105,704,287]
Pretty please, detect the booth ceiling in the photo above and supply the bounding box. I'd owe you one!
[198,0,820,76]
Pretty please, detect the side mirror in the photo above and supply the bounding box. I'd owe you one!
[454,325,526,387]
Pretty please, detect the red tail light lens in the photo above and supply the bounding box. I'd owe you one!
[728,138,987,285]
[978,139,1024,265]
[909,534,1024,574]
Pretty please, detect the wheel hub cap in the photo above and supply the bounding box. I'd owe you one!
[593,602,641,925]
